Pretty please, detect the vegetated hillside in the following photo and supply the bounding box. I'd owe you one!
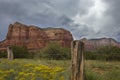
[0,22,73,51]
[82,38,120,61]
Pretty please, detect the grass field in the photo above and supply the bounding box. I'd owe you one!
[85,60,120,80]
[0,59,119,80]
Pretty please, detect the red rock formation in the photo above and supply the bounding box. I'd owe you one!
[0,22,73,51]
[81,38,120,51]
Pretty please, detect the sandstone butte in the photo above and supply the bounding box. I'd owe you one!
[0,22,73,51]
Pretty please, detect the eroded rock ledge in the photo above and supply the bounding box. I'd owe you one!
[0,22,73,51]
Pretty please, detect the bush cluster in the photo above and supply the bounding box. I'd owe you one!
[0,51,7,58]
[0,46,34,59]
[85,46,120,61]
[34,42,71,60]
[0,42,71,60]
[12,45,35,59]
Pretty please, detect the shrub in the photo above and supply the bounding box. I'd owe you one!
[34,42,71,60]
[11,45,30,58]
[85,46,120,61]
[85,51,97,60]
[0,51,7,58]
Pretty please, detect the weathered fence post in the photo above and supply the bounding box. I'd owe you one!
[7,46,13,61]
[71,41,84,80]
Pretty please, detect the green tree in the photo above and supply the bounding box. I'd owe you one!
[11,45,29,58]
[34,42,71,60]
[0,51,7,58]
[85,46,120,61]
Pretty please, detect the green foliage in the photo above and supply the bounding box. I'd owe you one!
[11,45,32,58]
[85,46,120,61]
[0,51,7,58]
[34,42,71,60]
[85,51,97,60]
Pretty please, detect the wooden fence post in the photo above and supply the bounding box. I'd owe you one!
[7,46,13,61]
[71,41,84,80]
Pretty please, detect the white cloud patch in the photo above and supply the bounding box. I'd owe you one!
[72,0,110,39]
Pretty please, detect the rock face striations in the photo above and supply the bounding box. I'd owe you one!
[81,38,120,51]
[0,22,73,51]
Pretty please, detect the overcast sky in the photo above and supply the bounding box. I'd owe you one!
[0,0,120,41]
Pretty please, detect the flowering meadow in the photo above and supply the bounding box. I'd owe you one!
[0,59,120,80]
[0,59,70,80]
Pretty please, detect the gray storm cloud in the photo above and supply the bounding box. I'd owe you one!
[0,0,120,41]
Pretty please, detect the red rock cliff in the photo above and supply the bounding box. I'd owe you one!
[0,22,73,51]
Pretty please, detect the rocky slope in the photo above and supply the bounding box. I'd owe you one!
[81,38,120,51]
[0,22,73,51]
